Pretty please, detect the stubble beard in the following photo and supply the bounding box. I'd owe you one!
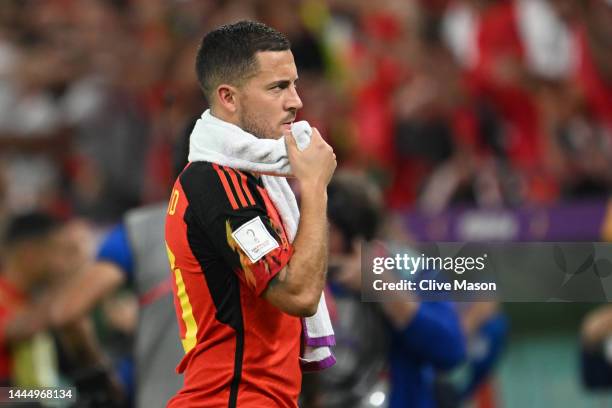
[238,104,278,140]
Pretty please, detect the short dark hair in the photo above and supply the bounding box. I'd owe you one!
[327,172,383,252]
[3,212,60,247]
[195,20,291,102]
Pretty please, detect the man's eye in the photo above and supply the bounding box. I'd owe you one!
[272,83,289,90]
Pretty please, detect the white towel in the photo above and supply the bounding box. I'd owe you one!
[189,109,335,371]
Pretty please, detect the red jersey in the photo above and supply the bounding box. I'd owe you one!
[165,162,301,408]
[0,278,26,385]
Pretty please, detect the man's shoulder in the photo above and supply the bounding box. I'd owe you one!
[178,161,224,195]
[179,162,261,211]
[179,161,247,186]
[179,161,214,180]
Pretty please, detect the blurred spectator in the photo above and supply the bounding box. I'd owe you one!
[580,305,612,389]
[0,212,62,387]
[393,24,486,211]
[303,171,466,407]
[0,35,73,213]
[0,0,609,219]
[552,0,612,198]
[438,302,508,406]
[49,123,192,407]
[0,211,126,406]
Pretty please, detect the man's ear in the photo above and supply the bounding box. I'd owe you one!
[215,84,239,113]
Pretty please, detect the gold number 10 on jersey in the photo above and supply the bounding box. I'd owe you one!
[168,189,180,215]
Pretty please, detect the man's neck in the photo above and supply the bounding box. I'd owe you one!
[209,107,239,127]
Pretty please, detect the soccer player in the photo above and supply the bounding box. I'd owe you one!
[164,21,336,407]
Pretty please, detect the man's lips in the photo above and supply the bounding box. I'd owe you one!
[282,119,295,131]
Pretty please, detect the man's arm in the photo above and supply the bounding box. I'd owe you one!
[395,302,466,370]
[50,224,130,327]
[263,128,336,317]
[2,297,53,343]
[582,305,612,348]
[49,262,125,327]
[55,314,127,405]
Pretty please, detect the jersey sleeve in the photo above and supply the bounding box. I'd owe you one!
[96,224,134,284]
[179,163,293,296]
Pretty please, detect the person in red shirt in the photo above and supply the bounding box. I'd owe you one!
[572,0,612,127]
[0,281,26,386]
[1,213,127,405]
[165,21,336,407]
[0,212,62,386]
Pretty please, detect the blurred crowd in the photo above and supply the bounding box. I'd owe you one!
[0,0,611,225]
[1,0,612,407]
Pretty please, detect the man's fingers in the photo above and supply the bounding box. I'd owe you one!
[310,127,323,145]
[284,130,298,152]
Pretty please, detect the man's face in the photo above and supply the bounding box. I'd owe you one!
[22,224,89,287]
[13,233,59,287]
[236,50,303,139]
[45,222,92,281]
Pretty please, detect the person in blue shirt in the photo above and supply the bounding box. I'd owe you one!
[303,171,467,408]
[458,302,507,401]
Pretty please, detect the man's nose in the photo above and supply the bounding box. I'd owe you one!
[285,86,303,111]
